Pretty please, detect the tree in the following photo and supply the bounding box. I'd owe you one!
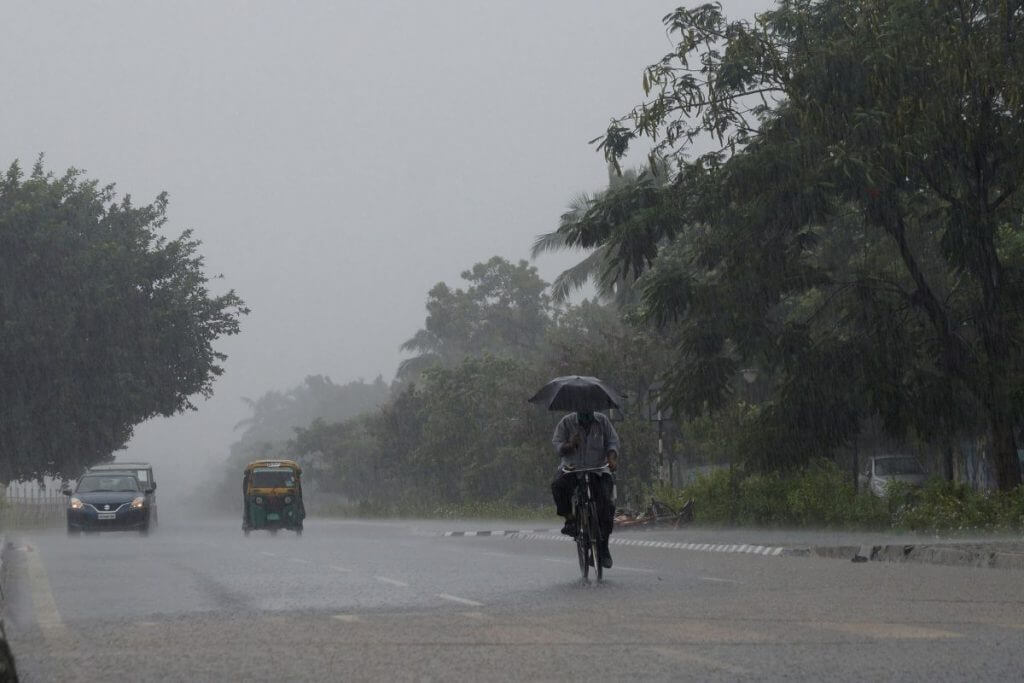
[0,161,249,481]
[531,165,671,305]
[397,256,552,380]
[590,1,1024,488]
[233,375,390,445]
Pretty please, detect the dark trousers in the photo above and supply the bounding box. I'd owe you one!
[551,471,615,541]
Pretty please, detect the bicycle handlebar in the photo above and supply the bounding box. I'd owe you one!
[560,465,610,474]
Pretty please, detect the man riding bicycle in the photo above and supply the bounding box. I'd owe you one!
[551,410,619,568]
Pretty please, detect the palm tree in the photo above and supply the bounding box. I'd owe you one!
[532,164,671,306]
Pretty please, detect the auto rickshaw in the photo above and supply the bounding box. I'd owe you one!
[242,459,305,535]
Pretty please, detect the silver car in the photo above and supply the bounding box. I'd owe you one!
[859,455,927,497]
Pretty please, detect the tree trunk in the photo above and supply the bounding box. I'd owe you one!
[990,410,1021,491]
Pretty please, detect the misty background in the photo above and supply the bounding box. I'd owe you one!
[0,1,769,497]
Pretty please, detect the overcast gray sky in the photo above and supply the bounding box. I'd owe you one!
[1,1,771,491]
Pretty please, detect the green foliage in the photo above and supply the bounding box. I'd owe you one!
[397,257,551,381]
[211,252,671,516]
[890,479,1024,534]
[234,375,390,449]
[584,0,1024,487]
[657,461,889,528]
[0,160,248,481]
[531,163,674,304]
[656,460,1024,531]
[209,376,391,508]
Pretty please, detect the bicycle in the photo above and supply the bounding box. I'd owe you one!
[563,465,608,583]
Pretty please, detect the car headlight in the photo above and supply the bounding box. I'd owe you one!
[131,496,145,509]
[255,496,263,504]
[69,497,83,510]
[284,496,293,504]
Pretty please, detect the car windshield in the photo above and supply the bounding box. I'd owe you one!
[97,468,149,483]
[875,457,924,476]
[251,469,296,488]
[77,476,140,493]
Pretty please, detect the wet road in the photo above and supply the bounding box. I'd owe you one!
[4,517,1024,681]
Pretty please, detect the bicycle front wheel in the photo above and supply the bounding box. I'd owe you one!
[588,501,603,581]
[576,533,590,580]
[575,502,590,581]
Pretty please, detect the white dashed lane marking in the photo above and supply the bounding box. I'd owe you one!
[375,576,409,587]
[332,614,361,623]
[699,576,742,584]
[437,593,484,607]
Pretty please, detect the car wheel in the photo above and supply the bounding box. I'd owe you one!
[139,524,150,536]
[67,526,81,537]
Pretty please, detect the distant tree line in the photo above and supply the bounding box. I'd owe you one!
[220,259,671,509]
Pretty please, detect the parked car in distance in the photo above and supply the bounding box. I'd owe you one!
[859,455,928,497]
[87,462,158,525]
[64,473,153,535]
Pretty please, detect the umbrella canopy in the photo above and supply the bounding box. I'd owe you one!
[527,375,624,412]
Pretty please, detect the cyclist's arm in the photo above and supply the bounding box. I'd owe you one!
[600,414,620,469]
[602,415,620,453]
[553,415,573,455]
[607,449,618,471]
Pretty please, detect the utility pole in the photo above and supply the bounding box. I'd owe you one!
[649,386,671,485]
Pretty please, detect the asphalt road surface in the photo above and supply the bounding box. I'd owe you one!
[4,517,1024,681]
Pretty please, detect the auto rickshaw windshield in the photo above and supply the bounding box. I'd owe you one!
[250,469,296,488]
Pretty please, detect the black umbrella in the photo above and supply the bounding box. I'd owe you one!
[527,375,624,412]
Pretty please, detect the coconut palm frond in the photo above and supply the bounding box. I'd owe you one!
[530,230,573,259]
[399,328,441,354]
[396,353,442,381]
[558,192,596,226]
[550,247,608,303]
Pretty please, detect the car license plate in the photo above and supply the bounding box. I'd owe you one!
[97,512,116,520]
[266,513,280,521]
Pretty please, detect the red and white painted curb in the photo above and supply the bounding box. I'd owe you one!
[441,529,786,556]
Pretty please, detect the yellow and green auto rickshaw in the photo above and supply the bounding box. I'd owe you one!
[242,460,305,536]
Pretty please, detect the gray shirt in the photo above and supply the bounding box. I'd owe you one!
[552,412,620,472]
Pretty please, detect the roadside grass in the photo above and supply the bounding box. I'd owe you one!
[653,460,1024,534]
[310,461,1024,532]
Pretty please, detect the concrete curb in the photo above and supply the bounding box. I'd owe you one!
[440,529,788,556]
[793,541,1024,571]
